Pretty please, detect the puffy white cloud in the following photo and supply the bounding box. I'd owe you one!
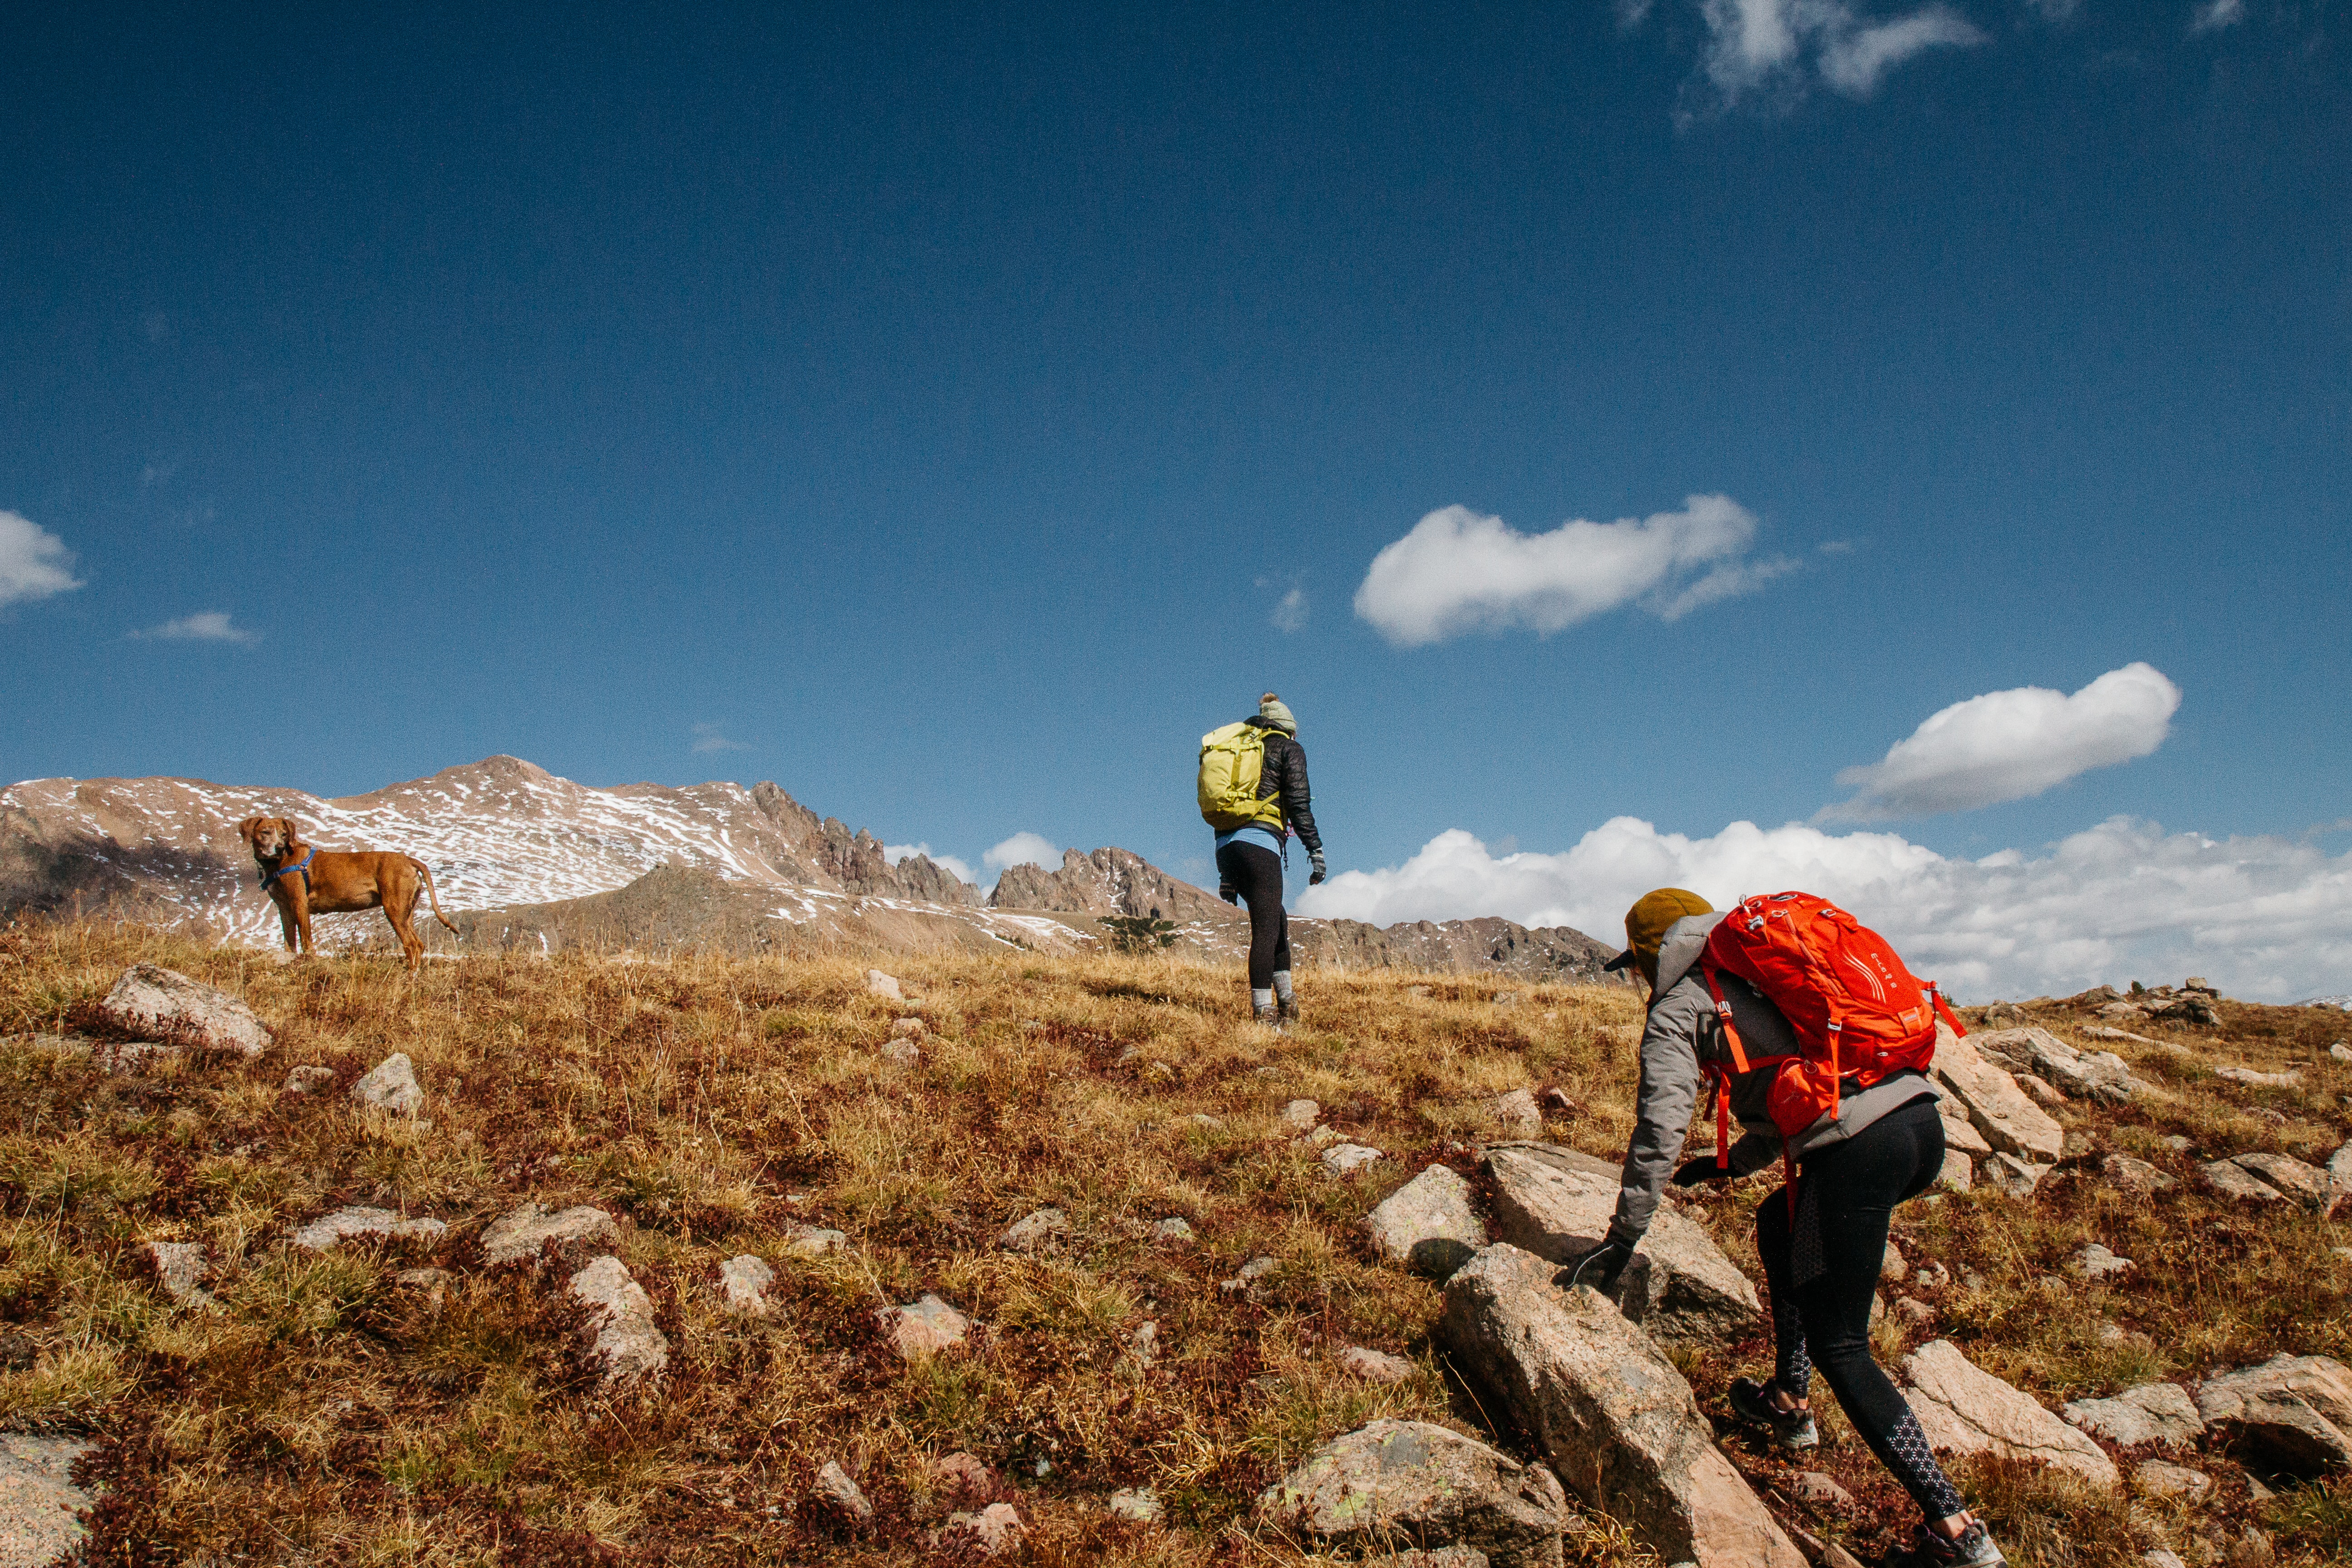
[1296,817,2352,1004]
[1826,663,2181,821]
[690,723,749,753]
[885,842,977,885]
[2190,0,2244,34]
[984,831,1062,872]
[1691,0,1985,105]
[0,511,84,608]
[1352,495,1788,647]
[1271,587,1308,633]
[129,611,259,645]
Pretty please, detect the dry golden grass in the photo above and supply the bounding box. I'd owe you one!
[0,917,2346,1566]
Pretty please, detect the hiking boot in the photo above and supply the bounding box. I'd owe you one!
[1252,1001,1284,1031]
[1890,1519,2006,1568]
[1276,994,1299,1028]
[1728,1376,1819,1450]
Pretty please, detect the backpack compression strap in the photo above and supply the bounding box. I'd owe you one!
[1700,962,1749,1170]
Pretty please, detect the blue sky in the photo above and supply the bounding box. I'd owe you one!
[4,2,2348,996]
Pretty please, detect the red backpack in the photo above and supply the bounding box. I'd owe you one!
[1698,892,1964,1167]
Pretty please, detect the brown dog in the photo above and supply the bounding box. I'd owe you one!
[237,816,457,970]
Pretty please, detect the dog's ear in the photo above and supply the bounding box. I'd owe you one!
[279,816,301,844]
[237,816,262,844]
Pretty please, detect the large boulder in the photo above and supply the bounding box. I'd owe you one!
[2194,1355,2352,1474]
[1440,1243,1806,1568]
[1256,1418,1569,1568]
[1899,1340,2119,1488]
[1483,1145,1760,1347]
[1971,1027,2141,1105]
[2226,1154,2340,1216]
[350,1053,424,1116]
[2062,1382,2204,1447]
[0,1434,96,1568]
[1366,1166,1487,1278]
[1932,1025,2064,1162]
[96,964,272,1058]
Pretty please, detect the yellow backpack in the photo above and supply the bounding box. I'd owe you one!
[1198,722,1285,832]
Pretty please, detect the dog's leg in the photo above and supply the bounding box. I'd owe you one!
[292,883,314,958]
[386,881,424,972]
[276,893,299,956]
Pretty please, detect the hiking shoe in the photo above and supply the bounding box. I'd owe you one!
[1891,1519,2006,1568]
[1728,1376,1819,1450]
[1252,1002,1284,1031]
[1276,995,1299,1027]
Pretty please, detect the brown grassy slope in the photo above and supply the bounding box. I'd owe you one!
[0,919,2345,1566]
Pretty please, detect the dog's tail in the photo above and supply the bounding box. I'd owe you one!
[411,858,460,933]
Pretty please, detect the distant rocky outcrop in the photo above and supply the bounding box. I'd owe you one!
[988,846,1231,923]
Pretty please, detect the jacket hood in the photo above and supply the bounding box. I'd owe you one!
[1652,911,1726,999]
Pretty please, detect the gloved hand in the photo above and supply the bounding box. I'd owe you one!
[1561,1238,1634,1293]
[1672,1157,1735,1186]
[1219,883,1239,905]
[1308,851,1327,886]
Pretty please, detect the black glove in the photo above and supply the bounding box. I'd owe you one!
[1308,851,1327,886]
[1561,1238,1634,1293]
[1672,1157,1734,1186]
[1219,883,1239,905]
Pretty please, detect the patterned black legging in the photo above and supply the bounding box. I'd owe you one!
[1755,1096,1966,1522]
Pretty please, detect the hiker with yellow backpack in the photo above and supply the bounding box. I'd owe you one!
[1573,888,2006,1568]
[1198,693,1325,1028]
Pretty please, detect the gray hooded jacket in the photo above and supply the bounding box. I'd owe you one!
[1607,912,1937,1244]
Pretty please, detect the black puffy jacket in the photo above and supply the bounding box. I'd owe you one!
[1244,717,1322,855]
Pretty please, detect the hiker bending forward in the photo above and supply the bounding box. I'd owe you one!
[1211,693,1324,1027]
[1576,888,2004,1568]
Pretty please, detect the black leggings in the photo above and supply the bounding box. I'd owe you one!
[1215,840,1289,989]
[1754,1097,1964,1522]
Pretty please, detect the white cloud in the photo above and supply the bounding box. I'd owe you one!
[1825,662,2181,821]
[1296,817,2352,1004]
[129,611,259,645]
[1690,0,1986,106]
[1352,495,1790,647]
[2189,0,2244,34]
[885,842,977,885]
[1271,587,1308,633]
[984,831,1062,873]
[691,723,749,753]
[0,511,84,608]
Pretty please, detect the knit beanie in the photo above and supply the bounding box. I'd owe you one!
[1258,692,1297,735]
[1609,887,1715,990]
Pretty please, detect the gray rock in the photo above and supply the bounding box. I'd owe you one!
[350,1053,424,1116]
[881,1294,971,1359]
[1107,1487,1161,1523]
[890,1016,926,1039]
[1487,1088,1543,1138]
[2331,1044,2352,1065]
[2229,1153,2340,1215]
[1342,1346,1418,1384]
[1256,1417,1569,1568]
[480,1200,619,1266]
[96,963,272,1059]
[2142,1551,2188,1568]
[942,1502,1024,1557]
[1899,1339,2119,1487]
[2194,1354,2352,1473]
[1220,1255,1278,1295]
[1973,1026,2143,1105]
[1933,1026,2065,1161]
[1363,1550,1490,1568]
[1366,1165,1487,1278]
[1152,1216,1196,1243]
[814,1459,873,1523]
[2132,1460,2212,1500]
[2202,1161,2289,1205]
[2063,1382,2203,1446]
[783,1225,846,1259]
[1128,1321,1157,1367]
[1936,1148,1973,1191]
[2017,1073,2065,1108]
[1789,1471,1853,1509]
[1281,1098,1320,1132]
[290,1206,447,1251]
[567,1254,668,1389]
[718,1254,774,1315]
[0,1434,95,1568]
[283,1064,336,1094]
[1893,1297,1937,1328]
[2332,1140,2352,1191]
[2214,1065,2301,1088]
[1880,1242,1907,1283]
[146,1239,211,1305]
[1484,1145,1761,1348]
[865,969,902,1000]
[1323,1142,1385,1177]
[1979,1152,2046,1198]
[2103,1154,2176,1194]
[999,1207,1069,1253]
[1935,1092,1994,1155]
[1438,1244,1805,1568]
[880,1038,921,1066]
[2068,1244,2133,1283]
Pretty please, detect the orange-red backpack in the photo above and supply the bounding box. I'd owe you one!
[1697,892,1965,1169]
